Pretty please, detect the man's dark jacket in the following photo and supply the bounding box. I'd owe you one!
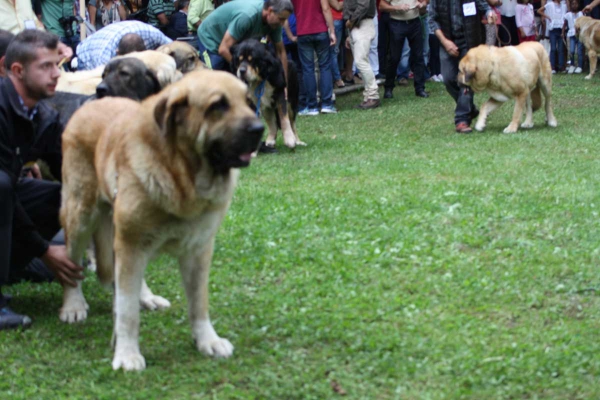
[0,77,63,258]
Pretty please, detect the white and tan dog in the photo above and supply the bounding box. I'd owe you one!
[575,16,600,80]
[458,42,557,133]
[60,70,264,371]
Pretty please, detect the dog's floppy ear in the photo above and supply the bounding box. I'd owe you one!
[145,69,161,96]
[154,87,189,139]
[464,66,477,83]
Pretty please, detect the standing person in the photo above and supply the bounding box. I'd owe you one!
[344,0,380,109]
[499,0,521,45]
[380,0,429,100]
[188,0,214,34]
[88,0,127,32]
[516,0,537,42]
[538,0,566,72]
[292,0,337,115]
[563,0,583,73]
[0,30,84,330]
[428,0,495,133]
[197,0,292,72]
[147,0,176,31]
[40,0,80,54]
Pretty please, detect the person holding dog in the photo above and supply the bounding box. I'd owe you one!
[428,0,496,133]
[0,29,84,330]
[196,0,292,73]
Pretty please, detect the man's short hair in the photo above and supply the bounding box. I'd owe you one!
[4,29,58,70]
[117,33,146,55]
[177,0,189,10]
[0,29,15,59]
[263,0,294,14]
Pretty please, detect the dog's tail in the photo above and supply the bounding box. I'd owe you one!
[531,85,542,112]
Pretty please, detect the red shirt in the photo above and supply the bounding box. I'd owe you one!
[331,1,343,20]
[291,0,328,36]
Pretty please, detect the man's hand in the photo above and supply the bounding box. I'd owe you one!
[25,163,42,179]
[345,36,351,49]
[41,245,85,287]
[583,4,593,13]
[397,3,411,11]
[486,10,496,24]
[57,42,73,62]
[442,38,459,57]
[345,20,355,30]
[329,31,336,46]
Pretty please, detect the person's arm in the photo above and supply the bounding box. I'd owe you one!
[379,0,410,13]
[218,30,237,63]
[329,0,343,11]
[283,19,296,43]
[583,0,600,13]
[156,12,170,25]
[346,0,371,28]
[320,0,336,45]
[117,1,127,20]
[88,3,97,26]
[188,0,203,29]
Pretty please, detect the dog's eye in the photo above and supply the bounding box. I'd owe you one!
[119,70,130,78]
[206,96,230,115]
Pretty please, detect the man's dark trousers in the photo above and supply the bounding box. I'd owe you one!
[0,170,61,285]
[384,17,425,94]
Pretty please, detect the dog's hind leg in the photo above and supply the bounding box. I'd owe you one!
[93,205,114,288]
[538,75,558,128]
[474,98,503,132]
[585,49,597,80]
[179,239,234,358]
[111,237,149,371]
[276,102,296,149]
[504,93,527,133]
[291,110,306,146]
[521,94,534,129]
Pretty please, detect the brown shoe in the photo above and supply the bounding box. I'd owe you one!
[397,78,409,86]
[355,99,381,110]
[455,122,473,133]
[334,79,345,88]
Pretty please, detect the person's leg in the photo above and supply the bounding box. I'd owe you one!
[557,30,565,71]
[549,29,558,71]
[429,34,441,76]
[384,20,403,91]
[378,12,390,78]
[569,37,576,66]
[407,19,426,94]
[297,35,319,111]
[368,14,379,77]
[351,19,379,103]
[421,17,431,80]
[0,171,14,288]
[332,19,344,83]
[509,17,520,46]
[314,32,334,110]
[577,38,584,69]
[397,38,410,80]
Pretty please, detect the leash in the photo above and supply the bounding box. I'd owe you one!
[254,80,266,117]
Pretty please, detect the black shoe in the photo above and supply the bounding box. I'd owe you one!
[383,88,393,99]
[375,73,386,80]
[470,108,480,120]
[416,90,429,98]
[258,142,278,154]
[0,306,32,330]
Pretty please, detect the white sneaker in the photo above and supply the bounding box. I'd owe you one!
[568,66,575,74]
[437,74,444,82]
[552,70,556,74]
[574,67,582,74]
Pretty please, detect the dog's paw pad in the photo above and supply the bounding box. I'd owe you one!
[59,301,89,323]
[140,294,171,311]
[112,352,146,371]
[197,337,234,358]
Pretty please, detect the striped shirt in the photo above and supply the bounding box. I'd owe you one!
[76,20,172,70]
[147,0,176,28]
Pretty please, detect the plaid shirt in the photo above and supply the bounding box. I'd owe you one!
[76,21,172,70]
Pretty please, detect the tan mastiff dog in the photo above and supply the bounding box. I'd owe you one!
[60,70,264,371]
[458,42,558,133]
[157,41,206,73]
[575,16,600,80]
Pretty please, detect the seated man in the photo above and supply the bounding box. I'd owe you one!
[0,29,15,77]
[75,20,172,70]
[0,29,84,330]
[197,0,292,72]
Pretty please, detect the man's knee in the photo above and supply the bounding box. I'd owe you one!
[0,171,14,209]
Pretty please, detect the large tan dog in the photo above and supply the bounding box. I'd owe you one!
[575,16,600,80]
[157,41,206,73]
[60,70,264,371]
[458,42,558,133]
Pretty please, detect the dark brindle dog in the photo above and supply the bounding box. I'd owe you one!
[231,39,303,150]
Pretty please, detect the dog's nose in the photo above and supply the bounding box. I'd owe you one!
[239,67,247,75]
[96,83,109,98]
[246,120,264,136]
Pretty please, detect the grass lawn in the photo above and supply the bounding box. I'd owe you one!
[2,75,600,399]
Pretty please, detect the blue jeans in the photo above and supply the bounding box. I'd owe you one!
[198,38,228,71]
[331,19,344,82]
[569,36,584,68]
[549,28,565,71]
[297,32,333,109]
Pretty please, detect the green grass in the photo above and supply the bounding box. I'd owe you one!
[2,75,600,399]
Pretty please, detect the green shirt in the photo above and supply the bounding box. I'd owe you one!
[147,0,176,28]
[198,0,282,54]
[41,0,75,37]
[187,0,214,32]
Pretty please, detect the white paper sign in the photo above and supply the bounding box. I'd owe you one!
[462,2,476,16]
[24,20,36,30]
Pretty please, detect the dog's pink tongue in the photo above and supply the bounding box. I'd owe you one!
[239,153,253,162]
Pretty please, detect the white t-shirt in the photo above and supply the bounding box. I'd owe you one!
[515,4,535,36]
[544,1,567,30]
[500,0,517,17]
[564,11,583,37]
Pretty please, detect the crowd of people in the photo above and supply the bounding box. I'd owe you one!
[0,0,599,330]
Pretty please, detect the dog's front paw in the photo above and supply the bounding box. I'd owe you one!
[59,299,89,323]
[585,74,593,80]
[503,125,518,134]
[140,293,171,311]
[520,121,534,129]
[282,130,296,149]
[112,351,146,371]
[265,139,276,147]
[474,121,486,132]
[196,336,234,358]
[547,117,558,128]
